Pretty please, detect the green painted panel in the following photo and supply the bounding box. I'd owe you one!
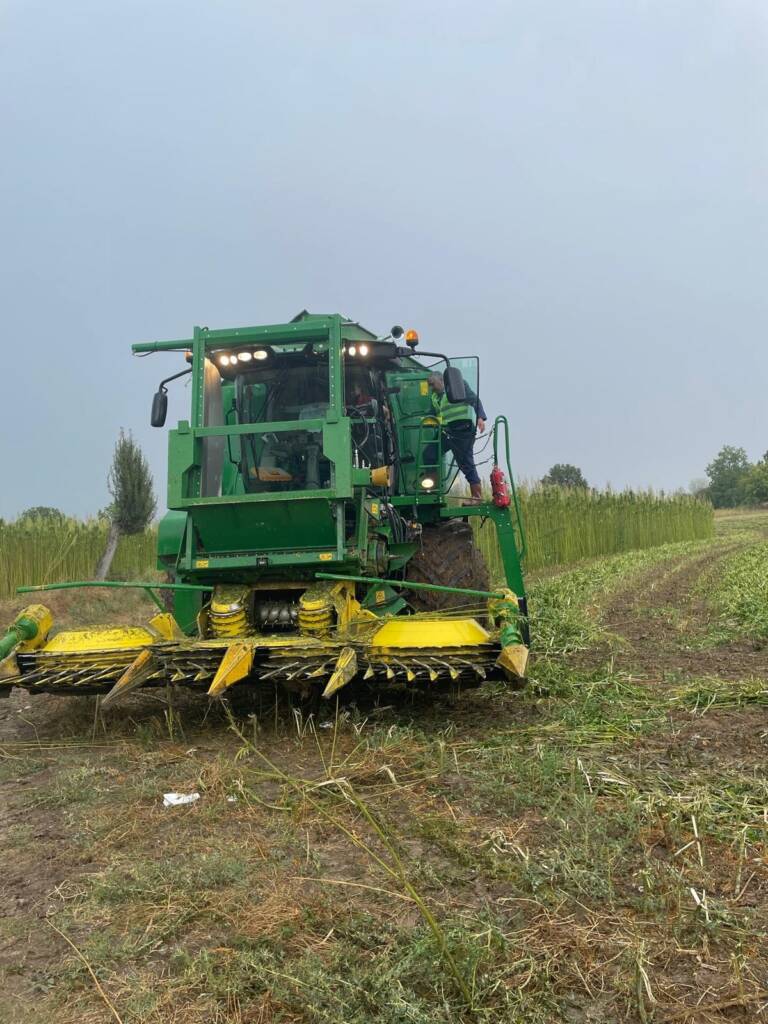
[189,498,336,554]
[157,511,187,566]
[386,370,436,492]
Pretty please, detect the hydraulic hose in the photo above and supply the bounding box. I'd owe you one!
[492,415,527,561]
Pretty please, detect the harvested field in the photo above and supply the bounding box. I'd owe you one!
[1,513,766,1023]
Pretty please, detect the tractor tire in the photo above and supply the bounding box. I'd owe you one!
[407,519,490,612]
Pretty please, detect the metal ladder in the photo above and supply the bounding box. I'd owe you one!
[415,415,443,483]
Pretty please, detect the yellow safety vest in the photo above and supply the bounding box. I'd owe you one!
[430,390,473,426]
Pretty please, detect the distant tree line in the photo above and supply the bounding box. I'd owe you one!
[540,463,589,489]
[697,446,768,508]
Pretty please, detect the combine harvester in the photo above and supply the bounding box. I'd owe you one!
[0,313,529,707]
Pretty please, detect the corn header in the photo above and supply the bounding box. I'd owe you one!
[0,313,529,707]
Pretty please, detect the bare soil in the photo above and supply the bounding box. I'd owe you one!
[579,544,768,680]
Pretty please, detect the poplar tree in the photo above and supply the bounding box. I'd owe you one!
[94,431,156,579]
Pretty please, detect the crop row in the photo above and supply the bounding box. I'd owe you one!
[0,489,712,600]
[475,488,713,576]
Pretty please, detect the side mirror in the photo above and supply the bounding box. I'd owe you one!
[151,389,168,427]
[443,367,466,403]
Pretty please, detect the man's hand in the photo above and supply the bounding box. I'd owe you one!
[477,418,486,434]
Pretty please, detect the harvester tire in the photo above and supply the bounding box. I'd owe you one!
[407,519,490,612]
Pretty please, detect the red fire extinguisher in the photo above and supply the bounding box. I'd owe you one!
[490,465,511,508]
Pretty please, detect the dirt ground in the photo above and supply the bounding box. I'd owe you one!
[1,521,767,1023]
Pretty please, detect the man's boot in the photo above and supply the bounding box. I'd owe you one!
[462,482,483,505]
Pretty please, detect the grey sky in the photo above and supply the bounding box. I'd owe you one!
[1,0,766,518]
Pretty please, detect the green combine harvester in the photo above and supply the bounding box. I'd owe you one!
[0,313,529,706]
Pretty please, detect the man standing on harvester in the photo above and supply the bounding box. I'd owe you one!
[428,371,487,502]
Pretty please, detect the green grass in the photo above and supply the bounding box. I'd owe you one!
[527,537,711,655]
[704,541,768,641]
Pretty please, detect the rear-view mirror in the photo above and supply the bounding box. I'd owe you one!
[443,367,466,404]
[151,390,168,428]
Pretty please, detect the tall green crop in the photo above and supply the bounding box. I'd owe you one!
[473,488,713,578]
[0,517,157,599]
[0,490,714,601]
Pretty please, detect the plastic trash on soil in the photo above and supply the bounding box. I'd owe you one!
[163,792,200,808]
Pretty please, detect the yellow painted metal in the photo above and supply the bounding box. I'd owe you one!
[0,653,20,680]
[209,585,250,638]
[298,583,334,634]
[496,643,529,680]
[348,608,379,632]
[371,618,491,649]
[0,604,54,679]
[322,646,357,699]
[298,579,363,636]
[299,587,332,613]
[192,633,325,651]
[148,612,184,640]
[3,586,513,694]
[102,649,158,708]
[42,626,156,654]
[15,605,54,652]
[370,466,391,487]
[208,642,255,696]
[251,467,293,482]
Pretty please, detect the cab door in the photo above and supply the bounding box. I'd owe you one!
[427,356,480,488]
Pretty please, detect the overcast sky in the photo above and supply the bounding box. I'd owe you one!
[1,0,766,518]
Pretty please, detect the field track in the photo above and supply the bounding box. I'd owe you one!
[0,514,766,1023]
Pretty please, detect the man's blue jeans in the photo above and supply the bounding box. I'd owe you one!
[425,421,480,486]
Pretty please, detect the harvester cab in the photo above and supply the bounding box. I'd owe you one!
[1,312,529,706]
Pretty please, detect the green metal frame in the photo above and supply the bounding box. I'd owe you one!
[135,317,351,504]
[17,580,210,614]
[316,571,506,601]
[130,314,529,640]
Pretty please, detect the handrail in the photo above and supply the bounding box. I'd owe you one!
[317,571,505,600]
[16,580,211,614]
[492,415,527,560]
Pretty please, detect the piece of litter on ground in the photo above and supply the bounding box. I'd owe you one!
[185,748,198,756]
[163,792,200,808]
[226,796,238,803]
[319,722,333,729]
